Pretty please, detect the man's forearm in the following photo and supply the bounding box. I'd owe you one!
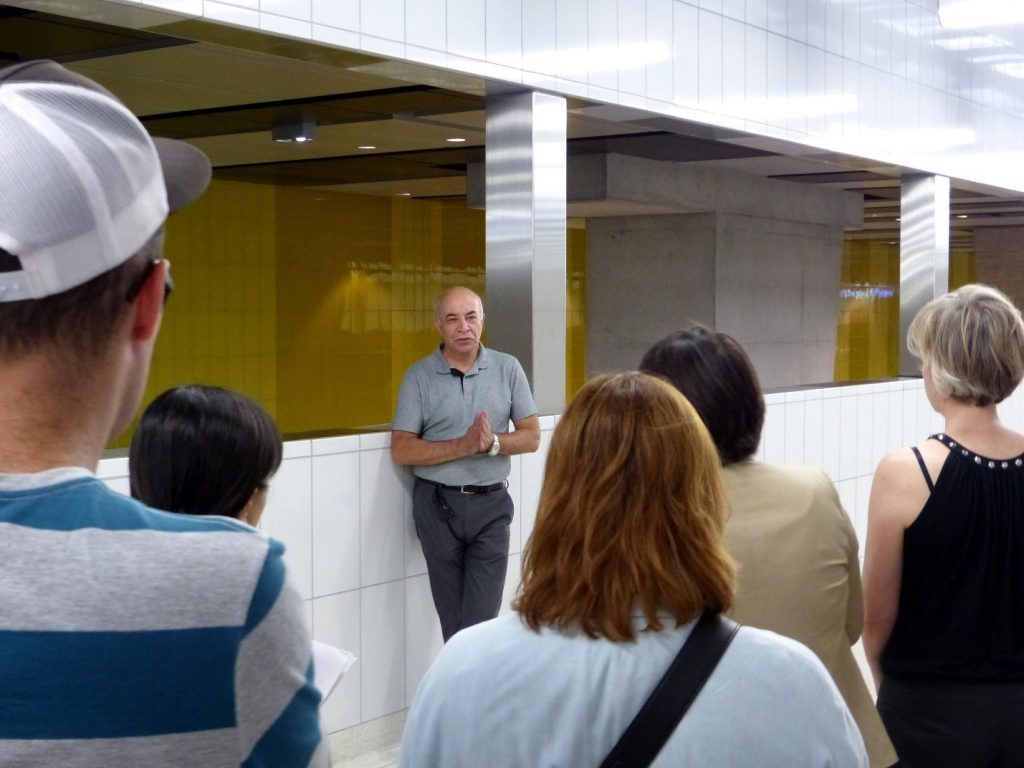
[496,427,540,456]
[391,431,473,466]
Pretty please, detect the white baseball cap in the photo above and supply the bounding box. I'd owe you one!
[0,60,211,302]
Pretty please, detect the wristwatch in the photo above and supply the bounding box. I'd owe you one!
[488,436,501,456]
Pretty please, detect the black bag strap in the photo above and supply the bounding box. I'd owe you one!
[599,613,741,768]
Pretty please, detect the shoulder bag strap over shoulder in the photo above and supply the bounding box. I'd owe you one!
[599,613,741,768]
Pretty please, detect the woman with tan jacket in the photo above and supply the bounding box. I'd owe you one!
[642,325,896,768]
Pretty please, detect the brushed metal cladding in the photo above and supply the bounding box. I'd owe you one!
[899,175,950,376]
[485,92,567,415]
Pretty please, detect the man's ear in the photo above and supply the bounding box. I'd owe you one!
[130,260,168,342]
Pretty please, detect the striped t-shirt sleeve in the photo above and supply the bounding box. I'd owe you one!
[236,538,325,767]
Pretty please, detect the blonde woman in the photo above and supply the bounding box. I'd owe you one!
[400,372,866,767]
[864,284,1024,767]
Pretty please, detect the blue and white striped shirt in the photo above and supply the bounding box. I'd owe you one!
[0,469,325,767]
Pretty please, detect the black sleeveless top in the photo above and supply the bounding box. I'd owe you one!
[881,433,1024,683]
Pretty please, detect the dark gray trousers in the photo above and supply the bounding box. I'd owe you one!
[412,478,513,642]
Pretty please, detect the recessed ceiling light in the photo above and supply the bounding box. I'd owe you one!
[446,137,467,143]
[357,145,376,150]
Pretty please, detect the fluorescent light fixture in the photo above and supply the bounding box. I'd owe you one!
[272,116,316,144]
[446,137,467,143]
[939,0,1024,29]
[357,145,376,150]
[956,214,969,218]
[994,62,1024,78]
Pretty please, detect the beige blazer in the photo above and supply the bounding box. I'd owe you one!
[724,461,896,768]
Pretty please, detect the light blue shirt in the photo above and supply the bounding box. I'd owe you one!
[400,613,867,767]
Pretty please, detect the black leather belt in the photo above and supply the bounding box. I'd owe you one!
[417,477,506,495]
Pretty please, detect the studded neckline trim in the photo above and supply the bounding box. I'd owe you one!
[931,433,1024,469]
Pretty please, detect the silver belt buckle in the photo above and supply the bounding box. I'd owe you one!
[457,485,473,494]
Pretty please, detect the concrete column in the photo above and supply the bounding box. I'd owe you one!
[485,92,567,415]
[898,175,950,376]
[975,226,1024,310]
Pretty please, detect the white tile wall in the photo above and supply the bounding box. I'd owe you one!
[97,378,1024,737]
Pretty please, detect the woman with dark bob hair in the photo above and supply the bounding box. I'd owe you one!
[864,284,1024,767]
[129,385,282,526]
[399,372,866,767]
[640,325,895,767]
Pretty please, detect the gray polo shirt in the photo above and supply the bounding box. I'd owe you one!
[392,345,537,486]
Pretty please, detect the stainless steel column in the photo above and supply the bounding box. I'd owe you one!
[485,92,567,414]
[899,175,950,376]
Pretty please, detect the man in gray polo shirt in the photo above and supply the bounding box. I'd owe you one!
[392,286,540,641]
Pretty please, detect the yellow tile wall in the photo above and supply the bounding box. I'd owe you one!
[112,180,586,445]
[834,240,976,381]
[109,179,277,448]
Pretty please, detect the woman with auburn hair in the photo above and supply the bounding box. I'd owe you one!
[641,325,896,768]
[399,372,867,767]
[864,284,1024,767]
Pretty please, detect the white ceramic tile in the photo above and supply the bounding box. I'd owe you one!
[870,391,889,469]
[856,394,874,477]
[721,17,745,109]
[766,32,787,125]
[103,476,132,497]
[824,0,842,55]
[902,388,920,446]
[787,38,807,135]
[783,401,805,465]
[361,34,405,58]
[820,396,841,480]
[762,402,785,465]
[837,395,858,482]
[142,0,201,13]
[835,477,857,543]
[97,456,129,479]
[404,574,443,707]
[721,0,743,21]
[360,580,405,720]
[486,0,521,68]
[312,0,357,29]
[673,0,699,105]
[447,0,485,59]
[642,0,671,103]
[764,0,786,36]
[283,440,312,459]
[806,45,826,135]
[697,9,722,106]
[787,0,807,43]
[854,474,873,552]
[312,453,361,597]
[842,0,859,60]
[206,1,260,26]
[264,457,313,600]
[745,24,767,120]
[404,494,429,578]
[587,0,617,89]
[312,591,361,733]
[617,0,646,95]
[698,0,721,13]
[522,0,557,75]
[261,0,310,21]
[313,24,360,48]
[746,0,767,29]
[360,0,402,40]
[360,449,407,586]
[312,435,361,456]
[359,432,390,451]
[518,428,551,547]
[407,0,445,50]
[507,456,523,556]
[500,551,522,616]
[806,0,825,50]
[259,12,312,38]
[555,0,586,82]
[886,389,903,454]
[800,394,823,469]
